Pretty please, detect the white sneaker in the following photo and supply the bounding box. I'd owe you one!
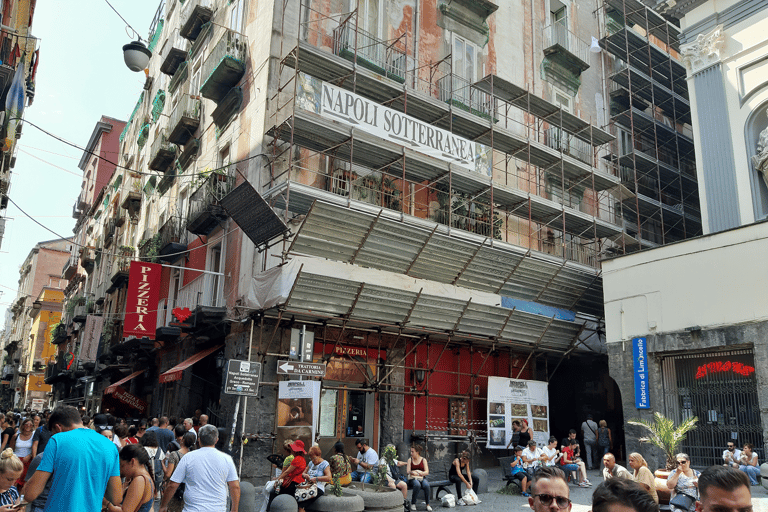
[410,505,416,511]
[427,506,433,511]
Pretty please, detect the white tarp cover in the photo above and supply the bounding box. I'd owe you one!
[245,259,302,310]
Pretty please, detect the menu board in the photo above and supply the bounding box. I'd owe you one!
[486,376,549,449]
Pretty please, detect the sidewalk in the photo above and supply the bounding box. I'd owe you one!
[253,467,768,512]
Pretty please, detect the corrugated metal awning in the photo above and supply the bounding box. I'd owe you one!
[282,200,603,318]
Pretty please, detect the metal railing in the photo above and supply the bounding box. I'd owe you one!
[180,0,213,32]
[545,127,593,165]
[437,74,495,120]
[158,271,224,327]
[162,27,189,61]
[187,170,235,225]
[543,18,589,64]
[200,27,247,92]
[333,23,406,82]
[158,214,191,249]
[169,93,201,133]
[150,131,177,166]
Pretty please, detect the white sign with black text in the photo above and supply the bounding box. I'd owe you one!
[486,376,550,449]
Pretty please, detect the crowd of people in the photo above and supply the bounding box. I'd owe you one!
[0,407,240,512]
[265,438,482,512]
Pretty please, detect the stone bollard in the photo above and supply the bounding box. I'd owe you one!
[240,482,257,512]
[307,491,365,512]
[472,468,488,495]
[760,462,768,490]
[272,494,299,512]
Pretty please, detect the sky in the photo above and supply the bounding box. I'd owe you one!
[0,0,162,321]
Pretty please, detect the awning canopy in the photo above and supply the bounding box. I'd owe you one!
[246,258,585,353]
[104,369,144,395]
[159,344,224,384]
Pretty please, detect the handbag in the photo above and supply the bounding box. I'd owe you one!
[295,482,319,502]
[669,492,696,510]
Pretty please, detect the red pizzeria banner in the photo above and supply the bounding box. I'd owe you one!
[112,386,148,414]
[123,261,162,340]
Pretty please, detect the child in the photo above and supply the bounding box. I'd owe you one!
[510,446,530,497]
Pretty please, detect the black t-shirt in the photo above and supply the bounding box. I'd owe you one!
[32,425,52,453]
[2,427,14,445]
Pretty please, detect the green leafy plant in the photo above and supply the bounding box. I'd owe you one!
[371,445,398,487]
[139,233,163,262]
[627,412,698,470]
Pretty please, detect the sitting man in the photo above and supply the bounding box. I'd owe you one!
[697,465,753,512]
[592,477,659,512]
[350,438,379,483]
[602,453,632,480]
[522,440,546,478]
[561,430,579,458]
[723,442,741,468]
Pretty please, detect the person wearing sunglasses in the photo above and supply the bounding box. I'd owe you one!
[591,477,659,512]
[527,466,571,512]
[722,442,741,468]
[666,453,699,512]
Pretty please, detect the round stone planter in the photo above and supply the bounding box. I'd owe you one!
[308,491,365,512]
[760,462,768,490]
[272,493,299,512]
[345,483,403,512]
[654,469,672,506]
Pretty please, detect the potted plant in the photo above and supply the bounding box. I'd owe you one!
[628,412,698,504]
[628,412,699,471]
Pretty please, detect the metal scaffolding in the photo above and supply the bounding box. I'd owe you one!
[599,0,702,250]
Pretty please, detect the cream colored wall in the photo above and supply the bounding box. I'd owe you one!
[602,221,768,343]
[683,1,768,231]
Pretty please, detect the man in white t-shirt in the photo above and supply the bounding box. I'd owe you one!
[522,440,546,478]
[159,424,240,512]
[581,414,598,470]
[723,441,742,468]
[542,437,560,467]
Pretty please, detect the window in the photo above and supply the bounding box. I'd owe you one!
[230,0,245,33]
[550,2,568,50]
[207,244,223,307]
[451,34,479,106]
[219,146,231,176]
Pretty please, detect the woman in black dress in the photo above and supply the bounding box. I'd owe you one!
[518,420,533,448]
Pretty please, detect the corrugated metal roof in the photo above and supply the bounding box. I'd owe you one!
[282,200,604,318]
[279,265,584,352]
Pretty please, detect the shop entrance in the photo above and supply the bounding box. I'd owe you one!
[663,349,762,466]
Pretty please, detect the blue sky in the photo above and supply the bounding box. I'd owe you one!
[0,0,161,320]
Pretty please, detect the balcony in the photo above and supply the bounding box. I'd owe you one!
[199,28,247,102]
[80,247,96,274]
[168,61,188,94]
[542,19,590,76]
[178,138,200,170]
[0,31,37,110]
[187,170,235,235]
[62,253,79,280]
[108,257,130,292]
[51,323,68,345]
[160,272,227,331]
[180,0,214,41]
[156,215,189,263]
[437,74,496,122]
[160,28,189,76]
[148,131,177,172]
[333,23,406,84]
[103,218,117,247]
[168,94,202,145]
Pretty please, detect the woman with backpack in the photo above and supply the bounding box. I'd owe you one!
[139,432,165,503]
[597,420,612,456]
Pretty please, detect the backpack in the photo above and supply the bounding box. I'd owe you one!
[151,448,164,493]
[598,428,610,448]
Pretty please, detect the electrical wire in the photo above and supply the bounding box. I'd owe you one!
[103,0,143,42]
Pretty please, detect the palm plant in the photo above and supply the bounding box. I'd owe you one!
[627,412,698,470]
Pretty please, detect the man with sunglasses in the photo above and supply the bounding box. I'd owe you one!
[722,442,741,468]
[528,466,571,512]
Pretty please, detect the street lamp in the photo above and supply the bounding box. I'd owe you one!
[122,41,152,72]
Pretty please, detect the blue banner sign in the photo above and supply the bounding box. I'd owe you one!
[633,337,650,409]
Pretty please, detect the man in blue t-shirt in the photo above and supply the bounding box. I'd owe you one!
[23,405,122,512]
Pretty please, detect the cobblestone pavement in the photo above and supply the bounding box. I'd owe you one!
[253,467,768,512]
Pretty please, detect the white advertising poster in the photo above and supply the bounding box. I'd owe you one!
[296,72,493,177]
[277,380,321,452]
[487,376,549,449]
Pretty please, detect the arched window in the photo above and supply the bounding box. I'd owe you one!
[745,102,768,221]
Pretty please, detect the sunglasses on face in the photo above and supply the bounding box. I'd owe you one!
[534,494,571,509]
[677,460,688,464]
[727,445,734,448]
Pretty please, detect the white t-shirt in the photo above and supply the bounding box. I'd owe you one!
[722,448,742,463]
[171,447,239,512]
[522,447,543,469]
[356,448,379,473]
[542,446,558,466]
